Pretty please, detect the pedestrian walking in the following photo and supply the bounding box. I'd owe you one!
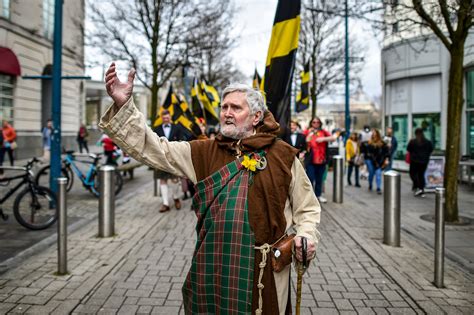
[41,119,53,162]
[407,128,433,197]
[100,63,320,315]
[77,123,89,153]
[305,117,336,203]
[98,134,119,165]
[361,129,390,194]
[384,126,398,170]
[346,132,361,187]
[152,109,188,212]
[1,120,17,166]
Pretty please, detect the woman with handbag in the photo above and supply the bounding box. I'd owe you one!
[346,132,361,187]
[360,129,390,194]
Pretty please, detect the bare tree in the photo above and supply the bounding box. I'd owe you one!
[186,0,245,89]
[87,0,240,120]
[300,0,365,119]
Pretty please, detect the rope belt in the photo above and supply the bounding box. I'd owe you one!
[254,243,270,315]
[253,233,289,314]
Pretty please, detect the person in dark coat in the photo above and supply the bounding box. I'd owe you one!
[407,128,433,197]
[152,109,188,212]
[360,128,390,194]
[283,120,306,157]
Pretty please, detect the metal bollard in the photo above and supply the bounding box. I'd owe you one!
[153,170,160,197]
[98,165,115,237]
[333,155,344,203]
[383,171,401,246]
[57,177,68,275]
[434,187,445,288]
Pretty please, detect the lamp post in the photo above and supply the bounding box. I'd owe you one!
[344,0,351,139]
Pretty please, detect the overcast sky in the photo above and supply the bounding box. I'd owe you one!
[86,0,382,102]
[232,0,382,103]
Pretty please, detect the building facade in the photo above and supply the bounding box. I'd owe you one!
[382,32,474,170]
[0,0,85,159]
[294,87,381,133]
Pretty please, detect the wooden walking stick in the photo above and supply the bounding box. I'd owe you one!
[296,237,308,315]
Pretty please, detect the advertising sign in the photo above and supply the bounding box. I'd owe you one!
[425,156,444,189]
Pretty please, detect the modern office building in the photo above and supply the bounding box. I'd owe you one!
[0,0,85,158]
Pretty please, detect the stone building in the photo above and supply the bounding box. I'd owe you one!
[0,0,85,159]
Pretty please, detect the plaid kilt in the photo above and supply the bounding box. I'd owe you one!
[182,158,255,314]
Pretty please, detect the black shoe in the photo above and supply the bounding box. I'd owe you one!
[369,186,372,191]
[376,189,382,195]
[348,181,352,186]
[355,183,361,187]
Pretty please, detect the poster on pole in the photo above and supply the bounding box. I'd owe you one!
[424,156,444,189]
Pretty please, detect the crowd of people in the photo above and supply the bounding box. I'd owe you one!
[284,121,434,199]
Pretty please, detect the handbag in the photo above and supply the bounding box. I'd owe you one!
[270,233,296,272]
[405,152,410,164]
[10,141,18,150]
[354,154,364,166]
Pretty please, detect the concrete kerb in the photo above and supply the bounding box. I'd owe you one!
[0,180,151,275]
[401,224,474,274]
[325,205,442,314]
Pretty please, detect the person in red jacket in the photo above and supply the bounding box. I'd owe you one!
[1,120,17,166]
[99,134,118,165]
[305,117,336,203]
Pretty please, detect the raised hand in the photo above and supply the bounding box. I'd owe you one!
[105,62,136,108]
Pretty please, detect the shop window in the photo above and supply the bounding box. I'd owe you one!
[412,113,441,150]
[1,0,10,19]
[392,115,408,160]
[467,70,474,157]
[0,74,14,122]
[43,0,54,40]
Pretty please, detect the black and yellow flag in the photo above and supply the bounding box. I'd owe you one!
[175,94,203,136]
[191,78,205,120]
[201,80,220,108]
[252,68,262,90]
[193,78,219,126]
[153,85,178,127]
[296,61,310,113]
[263,0,301,131]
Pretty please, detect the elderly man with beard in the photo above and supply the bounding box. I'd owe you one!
[99,63,320,315]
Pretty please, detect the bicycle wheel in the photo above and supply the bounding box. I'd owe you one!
[90,169,124,197]
[13,186,57,230]
[35,165,74,192]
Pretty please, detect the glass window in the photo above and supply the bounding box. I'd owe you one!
[1,0,10,18]
[0,74,14,122]
[412,113,441,150]
[392,115,408,160]
[43,0,54,40]
[467,70,474,109]
[467,112,474,158]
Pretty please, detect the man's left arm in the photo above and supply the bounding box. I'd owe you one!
[289,157,321,261]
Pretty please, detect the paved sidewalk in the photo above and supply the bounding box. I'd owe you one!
[323,172,473,314]
[0,174,472,314]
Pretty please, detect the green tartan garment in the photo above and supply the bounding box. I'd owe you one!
[182,156,257,314]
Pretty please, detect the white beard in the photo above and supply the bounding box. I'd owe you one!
[221,122,254,140]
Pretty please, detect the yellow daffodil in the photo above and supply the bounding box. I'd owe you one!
[241,155,258,172]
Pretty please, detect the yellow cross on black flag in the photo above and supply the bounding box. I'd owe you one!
[263,0,300,133]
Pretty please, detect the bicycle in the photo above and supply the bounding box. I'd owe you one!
[35,151,123,197]
[0,157,57,230]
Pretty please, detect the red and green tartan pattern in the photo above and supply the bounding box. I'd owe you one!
[182,159,255,314]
